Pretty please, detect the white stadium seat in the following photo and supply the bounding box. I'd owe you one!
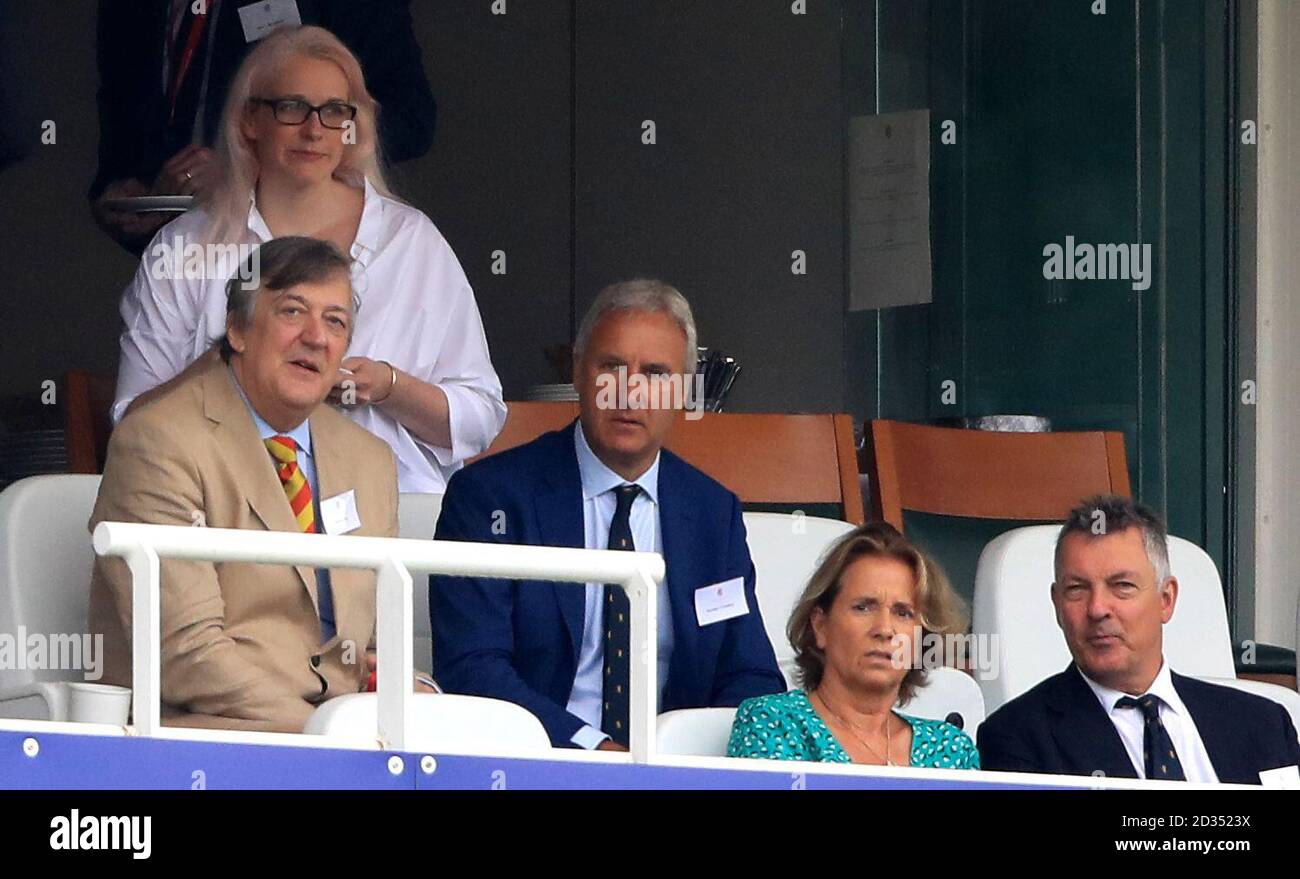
[396,492,444,674]
[657,707,738,756]
[973,524,1300,739]
[972,525,1087,711]
[742,512,856,687]
[903,666,986,738]
[304,692,551,755]
[0,475,114,722]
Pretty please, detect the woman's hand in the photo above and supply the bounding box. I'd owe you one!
[329,356,453,449]
[328,356,394,406]
[153,144,217,199]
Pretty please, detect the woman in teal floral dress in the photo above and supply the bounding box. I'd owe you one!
[728,522,979,769]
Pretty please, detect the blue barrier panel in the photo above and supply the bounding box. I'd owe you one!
[0,728,1084,789]
[413,753,1067,790]
[0,730,412,790]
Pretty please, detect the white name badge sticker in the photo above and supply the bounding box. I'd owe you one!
[694,577,749,627]
[320,489,362,535]
[1259,765,1300,789]
[238,0,302,43]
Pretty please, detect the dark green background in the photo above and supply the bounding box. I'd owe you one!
[846,1,1239,622]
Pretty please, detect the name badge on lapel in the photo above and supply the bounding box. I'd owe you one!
[238,0,302,43]
[694,576,748,627]
[320,489,362,535]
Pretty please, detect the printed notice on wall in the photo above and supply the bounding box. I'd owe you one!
[848,110,932,310]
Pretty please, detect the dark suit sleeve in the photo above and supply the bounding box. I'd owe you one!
[90,0,150,200]
[708,495,786,705]
[976,708,1043,775]
[429,469,587,747]
[320,0,436,163]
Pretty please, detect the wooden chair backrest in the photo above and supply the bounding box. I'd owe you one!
[477,403,865,523]
[63,370,115,474]
[862,419,1130,531]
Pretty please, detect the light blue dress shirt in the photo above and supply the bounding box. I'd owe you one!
[230,370,336,642]
[566,422,674,749]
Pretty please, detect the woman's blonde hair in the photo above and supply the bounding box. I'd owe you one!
[204,25,396,242]
[787,522,967,705]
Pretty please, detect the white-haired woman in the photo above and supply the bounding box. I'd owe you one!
[113,26,505,492]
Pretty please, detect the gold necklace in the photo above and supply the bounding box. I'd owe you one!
[813,689,898,766]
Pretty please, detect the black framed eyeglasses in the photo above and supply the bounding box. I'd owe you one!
[251,97,357,129]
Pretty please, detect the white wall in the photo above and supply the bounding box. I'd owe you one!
[1254,0,1300,648]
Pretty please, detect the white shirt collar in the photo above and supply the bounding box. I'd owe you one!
[1079,659,1188,719]
[246,191,272,243]
[228,365,313,459]
[573,421,659,505]
[245,177,382,265]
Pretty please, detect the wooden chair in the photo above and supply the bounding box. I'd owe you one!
[861,419,1130,530]
[477,403,865,524]
[62,371,116,474]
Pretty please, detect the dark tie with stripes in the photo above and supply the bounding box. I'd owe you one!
[601,484,641,746]
[1116,694,1186,781]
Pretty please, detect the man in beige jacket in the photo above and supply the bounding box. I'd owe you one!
[89,236,398,733]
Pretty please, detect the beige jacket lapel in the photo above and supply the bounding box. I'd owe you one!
[199,356,320,610]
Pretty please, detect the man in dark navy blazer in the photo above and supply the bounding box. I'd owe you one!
[430,280,784,749]
[979,496,1300,785]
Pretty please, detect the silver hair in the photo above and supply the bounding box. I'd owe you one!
[1054,495,1173,587]
[574,279,697,373]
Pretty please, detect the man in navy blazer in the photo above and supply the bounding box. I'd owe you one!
[979,496,1300,785]
[430,280,784,749]
[979,662,1299,785]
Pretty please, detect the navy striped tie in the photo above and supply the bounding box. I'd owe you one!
[1117,694,1186,781]
[601,484,641,746]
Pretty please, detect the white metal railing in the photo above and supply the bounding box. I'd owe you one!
[91,522,666,761]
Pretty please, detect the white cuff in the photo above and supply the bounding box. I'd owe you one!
[570,724,611,750]
[430,382,506,467]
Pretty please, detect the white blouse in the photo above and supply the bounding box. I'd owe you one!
[113,178,507,493]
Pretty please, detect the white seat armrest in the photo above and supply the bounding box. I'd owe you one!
[0,682,74,722]
[657,707,739,756]
[305,692,551,756]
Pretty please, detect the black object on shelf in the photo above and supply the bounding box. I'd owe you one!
[1235,642,1298,678]
[695,347,741,413]
[932,415,1053,433]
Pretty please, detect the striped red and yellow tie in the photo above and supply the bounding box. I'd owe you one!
[264,436,316,533]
